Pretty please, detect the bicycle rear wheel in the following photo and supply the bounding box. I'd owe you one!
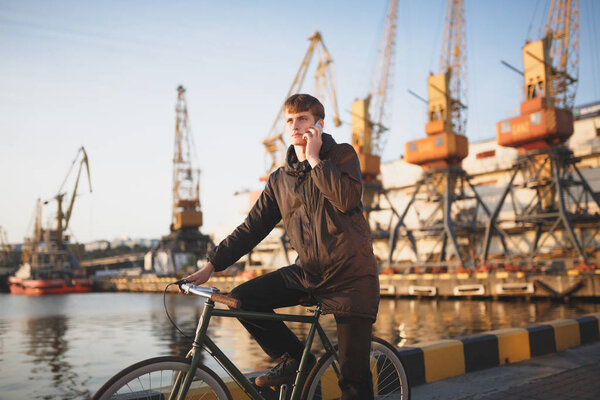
[92,356,232,400]
[302,336,410,400]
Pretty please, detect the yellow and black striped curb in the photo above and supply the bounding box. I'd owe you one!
[396,312,600,386]
[180,313,600,399]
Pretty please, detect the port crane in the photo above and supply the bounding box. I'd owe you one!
[171,85,203,233]
[389,0,509,272]
[350,0,401,243]
[244,32,342,270]
[481,0,599,269]
[18,146,92,273]
[51,146,93,249]
[262,31,342,176]
[148,86,210,275]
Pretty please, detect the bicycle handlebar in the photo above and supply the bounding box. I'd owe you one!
[179,282,241,309]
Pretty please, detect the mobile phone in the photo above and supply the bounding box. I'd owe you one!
[304,121,322,142]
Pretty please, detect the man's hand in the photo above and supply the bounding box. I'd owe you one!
[184,262,215,286]
[303,122,322,168]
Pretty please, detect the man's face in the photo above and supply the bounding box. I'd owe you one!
[284,110,317,146]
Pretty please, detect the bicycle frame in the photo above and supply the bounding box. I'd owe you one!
[170,298,341,400]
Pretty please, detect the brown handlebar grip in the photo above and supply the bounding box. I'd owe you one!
[210,293,241,309]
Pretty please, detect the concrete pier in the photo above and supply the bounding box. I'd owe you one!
[98,271,600,299]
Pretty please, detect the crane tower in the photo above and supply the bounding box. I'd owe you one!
[148,86,210,276]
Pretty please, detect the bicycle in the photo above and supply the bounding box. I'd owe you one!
[92,282,410,400]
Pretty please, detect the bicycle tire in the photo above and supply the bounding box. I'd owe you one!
[301,336,410,400]
[92,356,232,400]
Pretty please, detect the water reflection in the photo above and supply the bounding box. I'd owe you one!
[23,315,91,399]
[148,297,202,357]
[1,293,599,400]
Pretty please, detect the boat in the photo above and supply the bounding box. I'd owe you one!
[8,241,92,295]
[9,147,93,295]
[8,271,92,295]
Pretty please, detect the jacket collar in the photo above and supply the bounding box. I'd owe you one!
[284,133,336,177]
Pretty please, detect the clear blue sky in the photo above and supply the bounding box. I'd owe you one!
[1,0,599,244]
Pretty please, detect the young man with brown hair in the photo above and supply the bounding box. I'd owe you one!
[185,93,379,399]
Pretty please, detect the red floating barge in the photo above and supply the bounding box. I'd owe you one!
[8,274,92,295]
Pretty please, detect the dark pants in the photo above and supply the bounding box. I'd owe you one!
[229,270,374,400]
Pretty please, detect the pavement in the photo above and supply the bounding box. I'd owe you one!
[412,340,600,400]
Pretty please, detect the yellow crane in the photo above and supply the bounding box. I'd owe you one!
[49,146,92,249]
[351,0,399,183]
[262,31,341,176]
[348,0,402,245]
[20,146,92,269]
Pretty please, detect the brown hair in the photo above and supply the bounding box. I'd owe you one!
[284,94,325,121]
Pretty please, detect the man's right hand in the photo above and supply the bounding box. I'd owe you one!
[184,262,215,286]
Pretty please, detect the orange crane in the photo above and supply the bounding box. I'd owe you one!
[404,0,468,169]
[497,0,578,151]
[262,32,341,177]
[388,0,507,272]
[482,0,599,269]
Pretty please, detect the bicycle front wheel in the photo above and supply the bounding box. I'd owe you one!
[92,356,232,400]
[302,336,410,400]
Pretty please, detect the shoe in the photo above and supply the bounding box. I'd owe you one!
[255,353,316,388]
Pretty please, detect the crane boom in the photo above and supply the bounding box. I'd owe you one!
[369,0,399,157]
[437,0,467,136]
[545,0,579,109]
[64,147,91,232]
[262,31,341,175]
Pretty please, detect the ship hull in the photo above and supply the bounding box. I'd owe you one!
[8,276,92,295]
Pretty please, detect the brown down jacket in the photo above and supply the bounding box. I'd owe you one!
[208,133,380,321]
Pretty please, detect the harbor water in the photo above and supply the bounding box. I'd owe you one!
[1,292,599,400]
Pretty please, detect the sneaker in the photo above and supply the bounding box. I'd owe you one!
[255,353,316,388]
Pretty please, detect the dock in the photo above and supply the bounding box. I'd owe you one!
[96,270,600,299]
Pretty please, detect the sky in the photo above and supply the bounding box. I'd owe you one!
[1,0,599,245]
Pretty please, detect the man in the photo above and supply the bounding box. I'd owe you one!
[185,93,379,399]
